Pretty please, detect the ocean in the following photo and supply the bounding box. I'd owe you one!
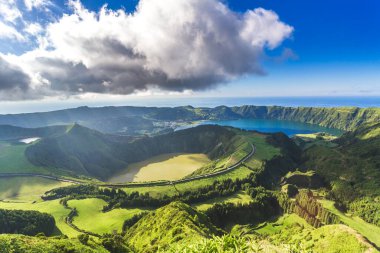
[1,96,379,114]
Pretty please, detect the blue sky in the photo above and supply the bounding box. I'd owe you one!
[0,0,379,112]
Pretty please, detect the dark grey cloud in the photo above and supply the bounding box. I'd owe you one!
[0,57,29,91]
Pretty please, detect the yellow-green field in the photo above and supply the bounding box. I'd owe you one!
[0,142,51,174]
[121,165,253,198]
[108,153,211,183]
[0,199,80,237]
[193,191,253,211]
[68,198,147,235]
[0,177,72,201]
[320,199,380,248]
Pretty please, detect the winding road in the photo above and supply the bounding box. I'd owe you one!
[0,143,255,188]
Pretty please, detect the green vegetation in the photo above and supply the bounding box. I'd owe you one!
[293,132,338,149]
[120,165,253,198]
[321,199,380,248]
[281,170,324,189]
[248,213,377,253]
[279,190,339,228]
[125,201,221,252]
[193,191,252,211]
[205,187,280,230]
[349,197,380,226]
[0,234,109,253]
[0,177,71,201]
[0,209,55,236]
[302,123,380,201]
[108,153,210,183]
[0,200,80,237]
[0,142,52,174]
[68,198,147,234]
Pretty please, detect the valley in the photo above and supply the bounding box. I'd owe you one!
[107,153,211,183]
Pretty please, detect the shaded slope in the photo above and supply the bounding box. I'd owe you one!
[302,122,380,196]
[124,201,221,252]
[25,125,236,180]
[25,124,128,179]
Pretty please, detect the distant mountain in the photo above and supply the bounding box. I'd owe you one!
[0,125,67,141]
[0,106,378,135]
[124,201,221,252]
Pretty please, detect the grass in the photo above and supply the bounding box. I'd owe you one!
[122,166,253,197]
[0,142,51,174]
[68,198,147,235]
[0,199,80,238]
[0,177,72,202]
[108,153,210,183]
[253,213,312,236]
[250,214,377,253]
[193,191,253,211]
[0,234,108,253]
[174,166,253,193]
[125,201,220,252]
[235,132,281,172]
[240,132,281,161]
[320,199,380,248]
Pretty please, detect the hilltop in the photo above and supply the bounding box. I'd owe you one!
[125,201,221,252]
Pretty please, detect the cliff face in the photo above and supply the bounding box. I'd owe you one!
[229,106,380,131]
[279,190,339,228]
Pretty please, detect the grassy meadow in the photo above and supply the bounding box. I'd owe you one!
[108,153,211,183]
[193,191,253,211]
[121,165,253,197]
[68,198,148,235]
[250,214,377,253]
[0,142,51,174]
[0,177,71,201]
[320,199,380,248]
[0,199,80,237]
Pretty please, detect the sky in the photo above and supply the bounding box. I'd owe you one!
[0,0,379,112]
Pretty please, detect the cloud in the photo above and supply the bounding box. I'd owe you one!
[24,0,51,11]
[0,0,22,23]
[1,0,293,100]
[0,21,25,41]
[0,57,40,100]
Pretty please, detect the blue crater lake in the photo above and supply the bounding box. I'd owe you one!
[180,119,343,136]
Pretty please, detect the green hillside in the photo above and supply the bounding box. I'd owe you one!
[125,201,221,252]
[302,122,380,196]
[0,234,108,253]
[301,122,380,230]
[25,124,128,179]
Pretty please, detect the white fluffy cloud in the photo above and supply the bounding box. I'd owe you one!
[0,0,293,100]
[24,0,51,11]
[0,21,25,41]
[0,0,22,23]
